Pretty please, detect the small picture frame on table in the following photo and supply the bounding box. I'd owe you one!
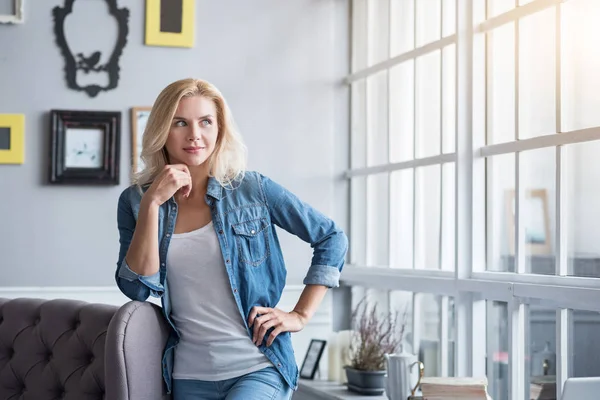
[49,109,121,185]
[300,339,326,380]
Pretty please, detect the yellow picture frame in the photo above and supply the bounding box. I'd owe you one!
[145,0,195,48]
[0,114,25,164]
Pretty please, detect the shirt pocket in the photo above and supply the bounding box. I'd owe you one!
[232,217,271,266]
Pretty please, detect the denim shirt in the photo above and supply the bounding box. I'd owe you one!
[115,171,348,393]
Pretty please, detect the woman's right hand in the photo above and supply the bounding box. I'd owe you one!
[142,164,192,207]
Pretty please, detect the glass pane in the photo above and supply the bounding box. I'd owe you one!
[473,31,486,144]
[488,23,516,145]
[415,165,441,269]
[442,44,456,154]
[367,71,389,166]
[442,0,456,37]
[490,0,515,18]
[351,0,368,73]
[350,176,367,266]
[351,79,367,169]
[571,310,600,377]
[390,0,415,57]
[519,148,556,274]
[487,154,516,272]
[390,169,414,269]
[390,61,415,163]
[448,297,456,376]
[487,301,509,400]
[419,294,442,377]
[519,7,556,140]
[367,173,390,267]
[441,163,455,271]
[562,0,600,131]
[527,306,557,400]
[416,50,441,158]
[390,290,414,353]
[566,141,600,278]
[473,0,486,25]
[416,0,441,47]
[367,0,389,66]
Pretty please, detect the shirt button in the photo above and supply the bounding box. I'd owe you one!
[226,259,230,263]
[219,230,224,234]
[161,263,165,266]
[233,288,238,293]
[166,234,171,237]
[250,230,256,234]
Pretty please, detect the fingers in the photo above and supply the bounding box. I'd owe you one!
[254,316,278,346]
[252,312,276,344]
[165,164,190,174]
[248,306,270,327]
[266,326,284,347]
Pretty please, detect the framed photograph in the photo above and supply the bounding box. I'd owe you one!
[49,110,121,185]
[0,114,25,164]
[131,107,151,174]
[300,339,326,380]
[145,0,194,48]
[0,0,24,24]
[505,188,551,255]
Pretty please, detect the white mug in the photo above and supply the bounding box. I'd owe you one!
[384,352,424,400]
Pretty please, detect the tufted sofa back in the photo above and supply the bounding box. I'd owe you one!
[0,298,118,400]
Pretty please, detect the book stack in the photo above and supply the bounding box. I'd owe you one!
[420,377,493,400]
[530,376,557,400]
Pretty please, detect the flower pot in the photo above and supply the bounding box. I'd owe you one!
[344,366,386,395]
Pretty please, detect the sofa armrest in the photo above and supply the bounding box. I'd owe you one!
[105,301,171,400]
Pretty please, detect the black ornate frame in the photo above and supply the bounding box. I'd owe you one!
[49,110,121,185]
[52,0,129,98]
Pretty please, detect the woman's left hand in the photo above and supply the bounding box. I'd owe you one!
[248,306,307,347]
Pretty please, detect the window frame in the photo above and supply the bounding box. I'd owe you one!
[344,0,600,398]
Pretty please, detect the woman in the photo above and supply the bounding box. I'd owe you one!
[115,78,348,399]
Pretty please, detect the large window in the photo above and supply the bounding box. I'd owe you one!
[346,0,600,399]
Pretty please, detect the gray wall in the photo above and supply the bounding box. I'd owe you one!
[0,0,349,286]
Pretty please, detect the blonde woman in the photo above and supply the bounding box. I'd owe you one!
[115,78,348,400]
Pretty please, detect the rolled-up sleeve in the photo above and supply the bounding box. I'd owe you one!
[116,189,165,301]
[259,174,348,288]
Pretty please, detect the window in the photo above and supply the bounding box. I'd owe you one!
[346,0,600,398]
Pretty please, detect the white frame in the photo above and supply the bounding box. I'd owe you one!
[0,0,24,24]
[345,0,600,399]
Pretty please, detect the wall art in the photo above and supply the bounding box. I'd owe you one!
[53,0,129,97]
[131,106,151,175]
[0,0,24,24]
[0,114,24,164]
[49,110,120,185]
[145,0,194,48]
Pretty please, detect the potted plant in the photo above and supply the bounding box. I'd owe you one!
[344,297,408,395]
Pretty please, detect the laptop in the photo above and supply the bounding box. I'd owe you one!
[561,377,600,400]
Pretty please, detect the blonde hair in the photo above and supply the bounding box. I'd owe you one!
[133,78,247,188]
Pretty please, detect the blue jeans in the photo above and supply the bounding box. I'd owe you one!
[172,367,293,400]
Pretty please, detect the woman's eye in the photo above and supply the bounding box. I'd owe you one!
[175,120,187,127]
[201,119,212,127]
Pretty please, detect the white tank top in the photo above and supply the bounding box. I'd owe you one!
[167,221,272,381]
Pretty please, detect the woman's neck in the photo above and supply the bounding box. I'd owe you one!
[186,164,210,199]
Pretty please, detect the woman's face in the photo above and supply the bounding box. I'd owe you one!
[164,95,219,167]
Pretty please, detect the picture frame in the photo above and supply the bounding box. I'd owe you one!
[49,110,121,185]
[300,339,327,380]
[0,0,24,24]
[145,0,194,48]
[131,107,152,175]
[505,188,551,255]
[0,114,25,164]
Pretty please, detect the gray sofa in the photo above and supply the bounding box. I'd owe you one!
[0,298,170,400]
